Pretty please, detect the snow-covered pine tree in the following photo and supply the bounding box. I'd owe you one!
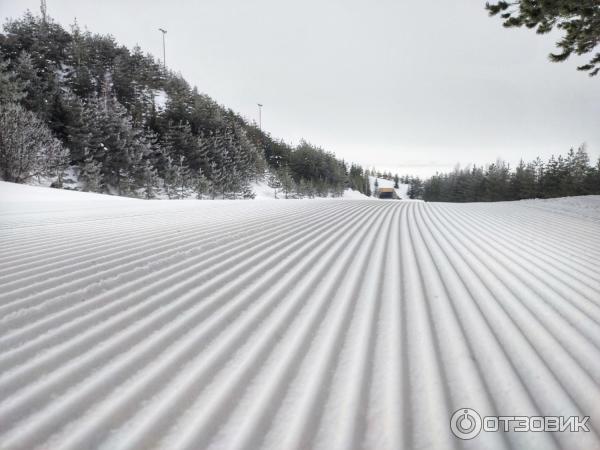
[162,155,177,199]
[80,150,103,192]
[141,159,159,199]
[293,179,304,199]
[43,139,70,187]
[510,159,536,199]
[569,145,590,195]
[228,167,242,199]
[0,102,68,184]
[0,59,27,103]
[205,130,227,198]
[163,122,198,171]
[266,169,282,199]
[193,168,210,199]
[240,178,256,199]
[174,155,191,199]
[314,179,328,197]
[196,131,212,176]
[208,160,222,200]
[300,178,316,199]
[332,182,344,197]
[278,166,294,199]
[66,20,95,98]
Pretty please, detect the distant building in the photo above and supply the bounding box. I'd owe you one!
[376,187,401,199]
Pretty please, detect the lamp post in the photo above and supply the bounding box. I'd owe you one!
[40,0,47,23]
[159,28,167,69]
[257,103,263,130]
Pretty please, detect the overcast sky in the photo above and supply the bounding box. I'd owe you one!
[2,0,599,176]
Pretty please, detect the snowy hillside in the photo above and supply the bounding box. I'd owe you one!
[1,182,599,449]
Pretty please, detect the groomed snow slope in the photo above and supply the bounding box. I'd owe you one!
[1,182,599,450]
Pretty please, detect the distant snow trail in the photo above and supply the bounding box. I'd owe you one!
[0,183,599,450]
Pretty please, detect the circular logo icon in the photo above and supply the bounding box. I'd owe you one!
[450,408,482,440]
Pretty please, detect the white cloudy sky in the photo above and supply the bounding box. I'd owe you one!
[1,0,599,176]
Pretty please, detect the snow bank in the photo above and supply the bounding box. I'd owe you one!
[0,181,137,204]
[341,188,369,199]
[251,181,368,200]
[252,180,277,200]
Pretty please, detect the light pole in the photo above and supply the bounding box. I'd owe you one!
[257,103,263,130]
[40,0,47,23]
[159,28,167,69]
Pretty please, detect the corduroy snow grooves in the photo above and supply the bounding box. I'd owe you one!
[0,182,599,450]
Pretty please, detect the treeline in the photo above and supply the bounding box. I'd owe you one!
[0,12,370,198]
[414,147,600,202]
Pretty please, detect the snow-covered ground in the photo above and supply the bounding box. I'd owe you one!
[252,180,367,200]
[1,182,599,450]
